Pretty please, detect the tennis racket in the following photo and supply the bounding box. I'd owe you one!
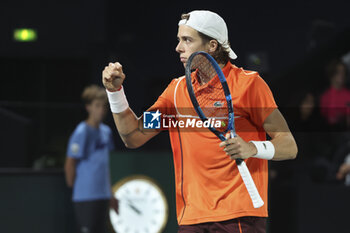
[185,51,264,208]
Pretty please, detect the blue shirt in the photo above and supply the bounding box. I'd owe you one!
[67,121,115,202]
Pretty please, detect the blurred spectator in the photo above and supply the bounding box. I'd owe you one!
[328,139,350,184]
[294,92,332,182]
[271,91,329,182]
[320,59,350,127]
[64,85,118,233]
[336,149,350,183]
[318,60,350,183]
[294,92,321,131]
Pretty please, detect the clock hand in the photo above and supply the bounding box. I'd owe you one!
[127,203,142,215]
[125,198,142,215]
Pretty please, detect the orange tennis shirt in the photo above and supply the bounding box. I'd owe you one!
[148,61,277,225]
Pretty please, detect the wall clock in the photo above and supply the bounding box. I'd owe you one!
[110,175,169,233]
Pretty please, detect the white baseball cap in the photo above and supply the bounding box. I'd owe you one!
[178,10,237,60]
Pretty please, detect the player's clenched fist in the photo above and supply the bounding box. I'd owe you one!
[102,62,126,91]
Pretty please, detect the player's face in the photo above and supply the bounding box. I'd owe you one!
[176,25,209,67]
[86,99,107,123]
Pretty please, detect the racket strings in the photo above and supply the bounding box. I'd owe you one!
[191,54,217,84]
[190,54,229,131]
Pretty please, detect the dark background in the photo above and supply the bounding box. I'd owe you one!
[1,0,350,232]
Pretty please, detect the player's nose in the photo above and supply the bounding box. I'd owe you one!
[175,41,184,53]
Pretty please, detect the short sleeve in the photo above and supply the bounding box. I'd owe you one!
[247,75,277,127]
[66,128,88,159]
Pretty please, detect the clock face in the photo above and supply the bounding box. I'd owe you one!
[110,175,168,233]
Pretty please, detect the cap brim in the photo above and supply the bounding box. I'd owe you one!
[229,48,237,60]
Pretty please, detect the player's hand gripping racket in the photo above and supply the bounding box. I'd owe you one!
[185,51,264,208]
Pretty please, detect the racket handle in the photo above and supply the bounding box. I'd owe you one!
[226,130,263,207]
[237,161,264,208]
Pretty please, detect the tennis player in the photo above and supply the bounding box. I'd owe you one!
[64,85,118,233]
[102,10,297,233]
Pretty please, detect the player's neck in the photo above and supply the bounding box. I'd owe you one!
[198,62,226,85]
[85,117,100,129]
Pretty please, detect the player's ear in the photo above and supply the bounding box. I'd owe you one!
[208,40,218,53]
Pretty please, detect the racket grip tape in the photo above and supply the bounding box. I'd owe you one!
[236,161,264,208]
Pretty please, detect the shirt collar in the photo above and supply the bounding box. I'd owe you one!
[191,61,232,89]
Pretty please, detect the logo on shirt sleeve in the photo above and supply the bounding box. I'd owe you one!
[143,110,161,129]
[71,143,80,154]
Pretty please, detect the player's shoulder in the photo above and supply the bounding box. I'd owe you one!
[70,121,88,139]
[162,76,186,93]
[230,64,260,79]
[74,121,88,133]
[99,123,112,134]
[170,76,186,86]
[230,64,267,85]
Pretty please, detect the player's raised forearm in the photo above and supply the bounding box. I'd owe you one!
[102,61,159,148]
[111,108,157,148]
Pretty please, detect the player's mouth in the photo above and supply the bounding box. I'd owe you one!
[180,57,187,63]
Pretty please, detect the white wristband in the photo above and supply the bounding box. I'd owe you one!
[250,141,275,160]
[106,86,129,113]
